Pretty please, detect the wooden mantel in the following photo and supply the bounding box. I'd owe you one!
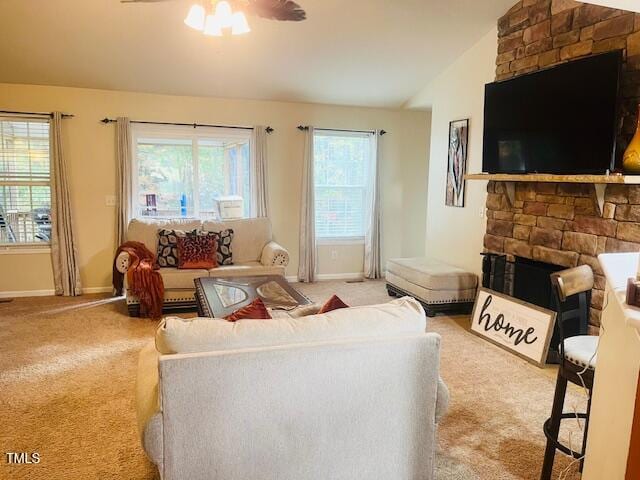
[464,173,640,184]
[464,173,640,215]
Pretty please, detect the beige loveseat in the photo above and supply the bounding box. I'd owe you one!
[116,217,289,316]
[136,297,449,480]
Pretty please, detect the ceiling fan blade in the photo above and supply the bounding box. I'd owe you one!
[245,0,306,21]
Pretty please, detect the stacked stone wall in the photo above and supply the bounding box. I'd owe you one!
[485,181,640,329]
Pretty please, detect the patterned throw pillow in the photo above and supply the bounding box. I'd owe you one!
[203,229,234,266]
[156,229,197,268]
[176,233,218,269]
[224,298,272,322]
[318,295,350,314]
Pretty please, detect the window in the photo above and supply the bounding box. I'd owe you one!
[314,130,373,240]
[132,125,252,219]
[0,117,51,246]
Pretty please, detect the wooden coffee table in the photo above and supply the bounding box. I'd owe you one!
[194,275,312,318]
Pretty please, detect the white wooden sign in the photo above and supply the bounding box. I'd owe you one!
[470,288,556,367]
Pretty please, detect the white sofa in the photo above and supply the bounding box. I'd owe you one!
[136,297,449,480]
[116,217,289,316]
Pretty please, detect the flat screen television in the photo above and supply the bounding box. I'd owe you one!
[482,51,622,174]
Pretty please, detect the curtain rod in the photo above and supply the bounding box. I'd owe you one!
[297,125,387,136]
[100,118,273,134]
[0,110,74,119]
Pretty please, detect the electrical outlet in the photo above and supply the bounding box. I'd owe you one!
[105,195,116,207]
[479,207,486,219]
[331,250,338,260]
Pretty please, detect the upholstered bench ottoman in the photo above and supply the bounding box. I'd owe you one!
[386,257,478,317]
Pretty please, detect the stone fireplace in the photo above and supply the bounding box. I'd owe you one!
[483,181,640,330]
[481,1,640,331]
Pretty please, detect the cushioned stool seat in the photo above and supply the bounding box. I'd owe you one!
[563,335,598,369]
[385,257,478,317]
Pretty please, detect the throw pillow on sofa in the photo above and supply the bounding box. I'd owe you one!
[201,228,234,266]
[176,233,218,269]
[157,228,197,268]
[318,295,349,314]
[224,298,272,321]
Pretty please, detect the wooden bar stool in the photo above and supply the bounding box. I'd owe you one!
[540,265,598,480]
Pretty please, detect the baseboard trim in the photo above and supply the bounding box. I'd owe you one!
[0,289,55,298]
[0,286,113,298]
[83,286,113,294]
[318,272,365,281]
[286,273,365,283]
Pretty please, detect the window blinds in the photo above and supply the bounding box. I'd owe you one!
[0,118,51,245]
[313,130,372,239]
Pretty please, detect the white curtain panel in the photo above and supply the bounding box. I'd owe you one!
[252,126,269,218]
[50,112,82,296]
[298,127,317,283]
[116,117,132,246]
[364,131,382,279]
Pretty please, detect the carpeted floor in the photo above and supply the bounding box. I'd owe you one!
[0,280,584,480]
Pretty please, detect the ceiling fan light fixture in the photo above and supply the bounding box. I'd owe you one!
[231,11,251,35]
[203,14,223,36]
[214,0,234,28]
[184,4,206,31]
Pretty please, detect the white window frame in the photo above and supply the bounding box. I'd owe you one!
[313,129,373,245]
[0,115,52,251]
[316,237,365,246]
[131,124,254,220]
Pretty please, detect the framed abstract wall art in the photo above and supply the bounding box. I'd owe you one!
[446,118,469,207]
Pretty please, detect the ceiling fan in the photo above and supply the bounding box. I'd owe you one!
[121,0,307,36]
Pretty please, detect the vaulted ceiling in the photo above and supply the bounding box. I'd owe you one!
[0,0,514,108]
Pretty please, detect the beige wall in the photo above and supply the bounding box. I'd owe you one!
[316,243,366,278]
[407,28,497,277]
[0,83,429,294]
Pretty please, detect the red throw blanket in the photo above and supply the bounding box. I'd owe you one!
[113,241,164,319]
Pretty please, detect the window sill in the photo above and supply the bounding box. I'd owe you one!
[0,246,52,255]
[317,237,365,246]
[133,215,252,221]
